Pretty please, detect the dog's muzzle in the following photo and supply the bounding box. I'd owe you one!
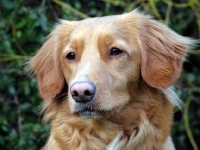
[70,81,102,119]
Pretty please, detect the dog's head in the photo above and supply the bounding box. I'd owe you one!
[30,10,192,119]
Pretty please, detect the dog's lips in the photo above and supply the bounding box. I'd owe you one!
[78,109,102,119]
[74,106,104,119]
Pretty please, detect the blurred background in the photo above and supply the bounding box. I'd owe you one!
[0,0,200,150]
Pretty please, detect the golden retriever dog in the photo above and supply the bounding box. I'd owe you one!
[30,10,195,150]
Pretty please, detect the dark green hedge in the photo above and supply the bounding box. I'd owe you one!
[0,0,200,150]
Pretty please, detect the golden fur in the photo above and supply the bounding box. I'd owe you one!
[30,10,195,150]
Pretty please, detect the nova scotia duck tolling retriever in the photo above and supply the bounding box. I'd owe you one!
[29,10,197,150]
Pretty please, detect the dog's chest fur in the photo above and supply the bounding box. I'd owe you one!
[44,89,173,150]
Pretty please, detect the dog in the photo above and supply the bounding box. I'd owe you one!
[30,10,195,150]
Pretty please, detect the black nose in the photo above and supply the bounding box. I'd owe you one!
[70,81,96,103]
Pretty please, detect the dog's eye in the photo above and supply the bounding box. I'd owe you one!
[66,52,76,60]
[110,48,123,56]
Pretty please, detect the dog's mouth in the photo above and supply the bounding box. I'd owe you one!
[74,105,105,119]
[78,109,102,119]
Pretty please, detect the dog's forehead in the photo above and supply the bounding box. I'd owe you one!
[61,13,139,59]
[61,13,139,60]
[81,15,121,29]
[70,15,127,39]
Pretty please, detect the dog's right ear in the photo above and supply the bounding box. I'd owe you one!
[138,15,195,89]
[29,20,76,100]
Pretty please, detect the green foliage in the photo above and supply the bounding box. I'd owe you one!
[0,0,199,150]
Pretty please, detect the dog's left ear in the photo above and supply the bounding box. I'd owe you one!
[140,16,194,89]
[29,20,77,100]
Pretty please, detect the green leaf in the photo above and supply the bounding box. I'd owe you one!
[2,0,15,9]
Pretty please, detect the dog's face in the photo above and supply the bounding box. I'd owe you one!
[30,10,191,120]
[60,16,141,119]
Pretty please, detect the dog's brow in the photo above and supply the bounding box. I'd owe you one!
[67,38,85,61]
[97,34,115,62]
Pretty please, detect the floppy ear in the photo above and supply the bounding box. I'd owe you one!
[140,16,194,89]
[30,20,76,100]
